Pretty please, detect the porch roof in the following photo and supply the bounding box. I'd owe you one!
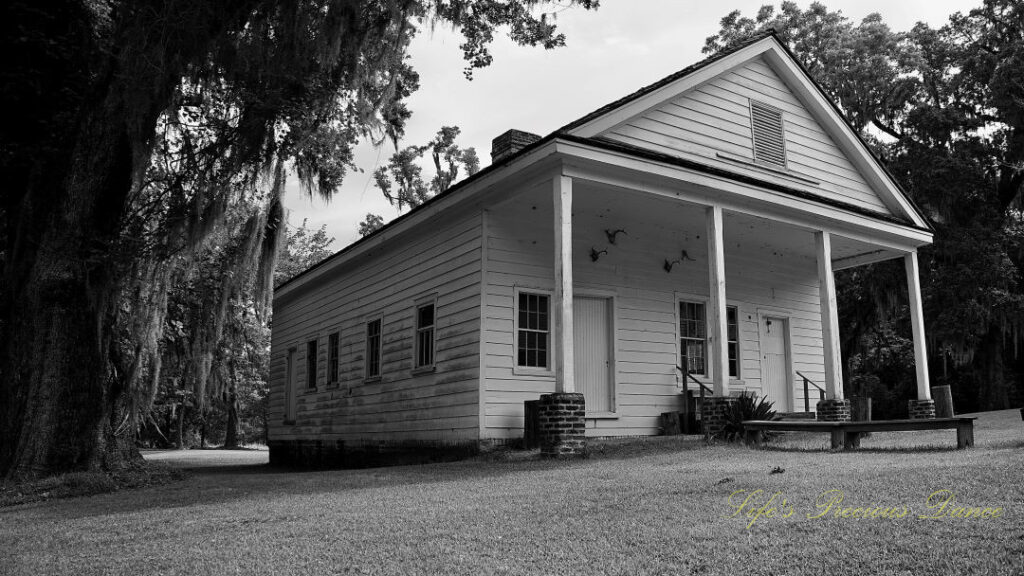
[560,134,919,229]
[277,131,929,300]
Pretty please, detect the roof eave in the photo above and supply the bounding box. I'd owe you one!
[274,135,562,300]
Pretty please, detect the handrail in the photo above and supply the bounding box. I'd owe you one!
[678,367,714,396]
[675,367,713,431]
[795,371,825,392]
[795,370,826,412]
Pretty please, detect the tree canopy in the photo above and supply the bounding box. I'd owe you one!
[0,0,597,480]
[359,125,480,236]
[275,219,336,286]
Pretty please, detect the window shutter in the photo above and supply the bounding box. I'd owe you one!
[749,100,786,167]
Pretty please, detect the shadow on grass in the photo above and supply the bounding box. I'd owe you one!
[13,411,1021,519]
[12,438,721,519]
[756,444,966,454]
[753,436,1024,454]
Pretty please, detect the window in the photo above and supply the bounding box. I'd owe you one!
[306,340,318,389]
[285,348,297,421]
[517,292,550,369]
[328,332,340,384]
[749,100,786,167]
[414,302,436,369]
[727,307,739,379]
[365,318,382,379]
[679,301,706,376]
[679,302,740,379]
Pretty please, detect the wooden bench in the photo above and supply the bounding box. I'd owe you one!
[742,417,977,450]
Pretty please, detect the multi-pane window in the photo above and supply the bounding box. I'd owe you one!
[680,302,741,379]
[328,332,340,383]
[679,302,706,376]
[517,292,550,369]
[365,319,382,379]
[415,303,436,368]
[727,307,739,378]
[306,340,318,389]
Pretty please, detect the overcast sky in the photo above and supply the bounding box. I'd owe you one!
[284,0,979,249]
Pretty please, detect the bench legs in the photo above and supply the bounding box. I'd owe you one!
[844,431,861,450]
[956,423,975,449]
[745,429,761,447]
[830,429,844,450]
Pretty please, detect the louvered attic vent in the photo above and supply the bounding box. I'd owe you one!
[749,100,787,167]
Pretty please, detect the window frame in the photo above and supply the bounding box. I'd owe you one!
[726,305,740,380]
[364,316,384,382]
[675,294,743,383]
[306,339,318,390]
[327,331,340,385]
[513,287,554,376]
[677,299,708,378]
[413,296,438,372]
[284,346,298,423]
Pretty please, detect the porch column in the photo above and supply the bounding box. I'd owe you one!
[814,231,850,421]
[553,174,575,394]
[701,205,736,438]
[705,205,729,397]
[541,173,585,457]
[905,251,936,419]
[815,231,844,400]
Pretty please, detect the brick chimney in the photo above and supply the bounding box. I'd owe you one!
[490,129,541,163]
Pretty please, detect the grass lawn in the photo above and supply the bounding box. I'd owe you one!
[2,410,1022,576]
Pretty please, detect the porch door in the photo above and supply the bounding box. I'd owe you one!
[573,296,613,413]
[762,317,791,411]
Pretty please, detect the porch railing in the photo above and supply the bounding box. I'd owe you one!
[678,366,713,395]
[685,371,714,399]
[678,367,714,432]
[795,370,826,412]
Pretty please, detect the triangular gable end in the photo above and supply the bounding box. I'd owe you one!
[565,35,928,229]
[597,55,892,215]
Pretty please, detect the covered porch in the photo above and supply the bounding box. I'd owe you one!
[513,142,934,449]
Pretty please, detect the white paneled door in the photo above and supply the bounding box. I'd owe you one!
[762,317,791,411]
[573,296,613,414]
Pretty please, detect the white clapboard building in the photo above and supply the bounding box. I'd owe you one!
[268,32,934,466]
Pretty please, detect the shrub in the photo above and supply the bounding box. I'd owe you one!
[717,395,777,442]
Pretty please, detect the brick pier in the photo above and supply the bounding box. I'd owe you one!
[537,392,586,457]
[908,398,936,419]
[701,396,738,439]
[816,398,852,422]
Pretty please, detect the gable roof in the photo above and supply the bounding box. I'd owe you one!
[561,31,929,229]
[558,30,780,135]
[277,31,931,295]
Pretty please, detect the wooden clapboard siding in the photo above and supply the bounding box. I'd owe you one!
[268,211,484,447]
[601,56,892,215]
[481,183,826,438]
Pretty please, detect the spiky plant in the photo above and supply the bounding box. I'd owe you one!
[717,395,777,442]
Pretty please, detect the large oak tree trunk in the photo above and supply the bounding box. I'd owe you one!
[0,0,215,480]
[0,90,142,479]
[0,2,169,478]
